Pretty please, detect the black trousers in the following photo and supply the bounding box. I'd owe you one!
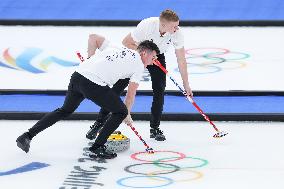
[28,72,128,146]
[97,54,166,128]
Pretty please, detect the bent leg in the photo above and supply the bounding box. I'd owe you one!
[96,78,129,123]
[80,79,128,146]
[28,73,84,138]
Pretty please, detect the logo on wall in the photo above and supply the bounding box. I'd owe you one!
[0,47,79,73]
[175,47,250,75]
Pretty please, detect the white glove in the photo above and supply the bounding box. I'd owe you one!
[124,114,133,125]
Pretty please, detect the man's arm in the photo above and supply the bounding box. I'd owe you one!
[175,47,193,97]
[123,81,139,124]
[122,33,138,50]
[124,81,139,113]
[87,34,106,58]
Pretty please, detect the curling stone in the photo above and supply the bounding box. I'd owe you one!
[105,131,130,152]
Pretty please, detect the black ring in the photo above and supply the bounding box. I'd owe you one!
[124,163,180,175]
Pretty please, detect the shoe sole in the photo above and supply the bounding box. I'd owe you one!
[89,153,117,159]
[155,137,166,141]
[150,135,166,141]
[16,140,29,153]
[86,135,96,140]
[86,132,100,140]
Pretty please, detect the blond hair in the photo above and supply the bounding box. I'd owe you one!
[160,9,179,22]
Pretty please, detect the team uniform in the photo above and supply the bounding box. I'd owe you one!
[16,41,144,158]
[91,17,184,141]
[131,17,184,54]
[132,17,184,128]
[77,42,144,87]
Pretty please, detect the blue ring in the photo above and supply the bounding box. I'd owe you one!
[117,175,174,188]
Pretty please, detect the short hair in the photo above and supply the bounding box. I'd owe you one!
[137,40,160,55]
[160,9,179,22]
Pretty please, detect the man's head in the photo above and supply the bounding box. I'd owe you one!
[159,9,180,34]
[137,40,160,67]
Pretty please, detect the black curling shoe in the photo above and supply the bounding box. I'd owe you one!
[89,145,117,159]
[86,121,104,140]
[150,127,166,141]
[16,132,31,153]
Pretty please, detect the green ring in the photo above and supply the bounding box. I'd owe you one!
[153,156,208,169]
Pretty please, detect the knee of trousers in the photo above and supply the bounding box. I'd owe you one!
[54,108,73,117]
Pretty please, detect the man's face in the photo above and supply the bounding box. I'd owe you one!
[164,21,179,34]
[142,50,157,67]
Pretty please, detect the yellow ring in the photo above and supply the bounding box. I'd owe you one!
[146,169,203,182]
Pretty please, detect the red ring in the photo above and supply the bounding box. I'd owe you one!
[185,47,230,57]
[131,151,186,162]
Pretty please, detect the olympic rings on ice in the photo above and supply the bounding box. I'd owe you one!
[117,151,209,188]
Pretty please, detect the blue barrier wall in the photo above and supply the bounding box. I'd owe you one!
[1,0,284,21]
